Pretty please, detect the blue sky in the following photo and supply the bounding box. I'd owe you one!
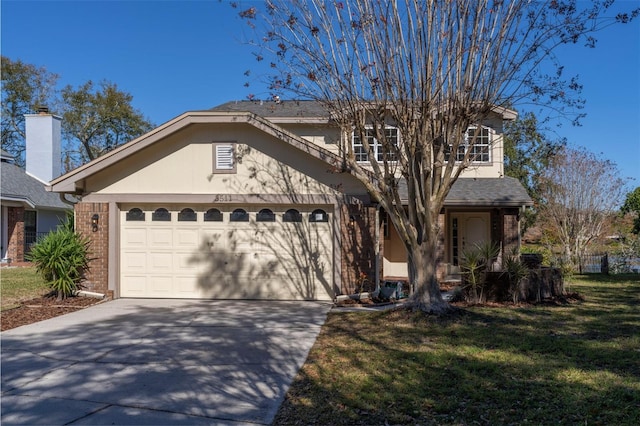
[2,0,639,184]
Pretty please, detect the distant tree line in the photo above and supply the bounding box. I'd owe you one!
[1,56,154,172]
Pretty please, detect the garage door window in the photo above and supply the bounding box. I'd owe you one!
[310,209,329,223]
[283,209,302,223]
[257,209,275,222]
[230,208,249,222]
[126,208,145,221]
[178,208,197,221]
[152,208,171,221]
[204,208,223,222]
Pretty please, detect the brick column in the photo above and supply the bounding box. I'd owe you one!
[75,202,109,294]
[339,204,377,295]
[502,209,520,256]
[6,207,25,262]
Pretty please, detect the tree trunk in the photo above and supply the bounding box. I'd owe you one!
[407,240,451,314]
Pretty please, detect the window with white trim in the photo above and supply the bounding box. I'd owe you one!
[213,143,236,173]
[447,127,492,163]
[352,127,399,162]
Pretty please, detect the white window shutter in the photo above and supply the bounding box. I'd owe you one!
[216,145,234,170]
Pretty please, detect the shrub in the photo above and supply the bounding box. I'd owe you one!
[503,250,530,303]
[26,227,90,300]
[460,245,486,303]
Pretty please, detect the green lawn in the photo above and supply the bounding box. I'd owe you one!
[274,274,640,425]
[0,267,48,310]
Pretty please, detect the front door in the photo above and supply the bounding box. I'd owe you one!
[450,212,490,270]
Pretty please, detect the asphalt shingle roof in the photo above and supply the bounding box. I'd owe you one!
[210,100,330,119]
[397,176,532,206]
[446,176,533,206]
[1,162,69,209]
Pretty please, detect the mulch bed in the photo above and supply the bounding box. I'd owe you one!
[1,296,104,331]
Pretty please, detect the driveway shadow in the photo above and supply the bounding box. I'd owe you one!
[1,299,331,425]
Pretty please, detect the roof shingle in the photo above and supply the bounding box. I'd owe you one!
[1,162,69,209]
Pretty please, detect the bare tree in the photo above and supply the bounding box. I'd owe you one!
[237,0,637,313]
[539,146,628,272]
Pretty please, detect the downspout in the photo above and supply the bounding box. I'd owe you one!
[59,193,76,206]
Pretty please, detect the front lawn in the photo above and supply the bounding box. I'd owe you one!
[0,266,49,311]
[274,274,640,425]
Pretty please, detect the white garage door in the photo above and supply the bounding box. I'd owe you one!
[119,205,334,300]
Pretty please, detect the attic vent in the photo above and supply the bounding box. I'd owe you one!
[214,144,235,172]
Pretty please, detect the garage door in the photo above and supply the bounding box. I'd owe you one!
[120,205,334,300]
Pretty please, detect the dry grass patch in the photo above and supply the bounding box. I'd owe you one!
[0,267,49,311]
[274,274,640,425]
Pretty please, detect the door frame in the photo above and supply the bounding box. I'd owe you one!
[449,211,491,268]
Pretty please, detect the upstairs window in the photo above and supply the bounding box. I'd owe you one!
[447,127,492,163]
[352,127,399,162]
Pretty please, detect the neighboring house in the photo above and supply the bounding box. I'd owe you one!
[48,100,532,300]
[1,112,70,263]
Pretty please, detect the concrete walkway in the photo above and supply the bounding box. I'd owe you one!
[1,299,332,425]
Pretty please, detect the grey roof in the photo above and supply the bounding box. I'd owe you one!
[1,162,69,209]
[446,176,533,206]
[399,176,533,207]
[210,100,330,119]
[1,149,14,161]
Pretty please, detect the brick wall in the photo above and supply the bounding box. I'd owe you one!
[6,207,25,262]
[339,204,377,295]
[502,210,520,256]
[75,202,109,294]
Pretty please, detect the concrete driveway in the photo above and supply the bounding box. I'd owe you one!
[1,299,332,425]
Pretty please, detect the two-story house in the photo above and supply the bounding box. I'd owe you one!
[48,100,532,300]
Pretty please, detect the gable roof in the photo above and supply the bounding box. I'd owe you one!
[1,162,70,209]
[49,111,344,193]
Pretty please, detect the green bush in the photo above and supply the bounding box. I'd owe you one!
[503,250,529,303]
[26,227,90,300]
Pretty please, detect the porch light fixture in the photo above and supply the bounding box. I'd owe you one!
[91,214,99,232]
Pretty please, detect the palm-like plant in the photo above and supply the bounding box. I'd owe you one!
[460,246,486,304]
[503,250,530,304]
[26,226,90,301]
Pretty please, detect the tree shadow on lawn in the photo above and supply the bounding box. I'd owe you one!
[274,286,640,425]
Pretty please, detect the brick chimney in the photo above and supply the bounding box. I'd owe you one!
[25,107,62,183]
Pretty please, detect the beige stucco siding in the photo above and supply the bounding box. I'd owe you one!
[279,123,341,156]
[84,123,366,197]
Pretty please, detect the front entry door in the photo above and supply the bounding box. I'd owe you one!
[450,212,490,270]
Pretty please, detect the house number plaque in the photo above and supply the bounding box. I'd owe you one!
[212,194,232,202]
